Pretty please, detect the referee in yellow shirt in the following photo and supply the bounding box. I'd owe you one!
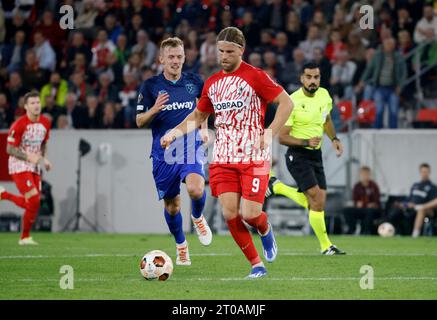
[279,62,346,255]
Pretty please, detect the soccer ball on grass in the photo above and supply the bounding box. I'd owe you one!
[140,250,173,281]
[377,222,395,237]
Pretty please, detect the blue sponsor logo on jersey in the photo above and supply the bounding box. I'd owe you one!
[213,100,244,111]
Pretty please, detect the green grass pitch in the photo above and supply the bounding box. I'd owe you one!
[0,233,436,300]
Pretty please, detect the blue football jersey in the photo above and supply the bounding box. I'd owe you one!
[136,72,204,162]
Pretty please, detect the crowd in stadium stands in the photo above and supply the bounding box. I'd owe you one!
[0,0,436,130]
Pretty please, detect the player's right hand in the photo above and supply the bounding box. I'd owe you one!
[160,133,176,149]
[151,93,169,114]
[308,136,322,147]
[27,152,42,165]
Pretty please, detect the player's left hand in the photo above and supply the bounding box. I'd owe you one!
[333,139,343,157]
[43,158,52,171]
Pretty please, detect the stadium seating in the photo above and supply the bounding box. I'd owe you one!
[413,108,437,128]
[357,100,376,128]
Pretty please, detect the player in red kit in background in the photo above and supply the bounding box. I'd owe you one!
[0,91,52,245]
[161,27,293,278]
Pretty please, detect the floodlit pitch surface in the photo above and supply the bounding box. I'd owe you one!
[0,233,436,299]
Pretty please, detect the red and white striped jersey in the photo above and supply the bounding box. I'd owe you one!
[197,61,283,164]
[7,115,51,175]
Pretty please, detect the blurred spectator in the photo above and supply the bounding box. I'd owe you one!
[43,95,63,128]
[126,14,145,47]
[248,52,263,69]
[66,53,89,80]
[284,10,305,48]
[84,95,103,129]
[330,50,357,102]
[0,7,3,44]
[313,47,331,89]
[75,0,99,39]
[102,101,124,129]
[96,72,119,105]
[199,52,220,80]
[141,66,156,82]
[398,30,415,55]
[252,0,270,27]
[216,9,233,32]
[40,72,68,108]
[68,71,94,104]
[6,72,26,111]
[299,25,326,61]
[346,30,366,67]
[274,32,293,67]
[62,31,92,72]
[331,8,353,41]
[343,166,381,235]
[312,10,329,39]
[200,31,217,64]
[0,94,11,129]
[394,7,416,36]
[1,30,28,73]
[104,13,123,45]
[56,114,70,130]
[267,0,288,31]
[123,52,143,82]
[33,31,56,72]
[184,29,201,51]
[183,48,201,74]
[257,29,275,54]
[263,51,281,80]
[64,92,87,129]
[388,163,437,236]
[91,29,116,75]
[114,34,130,67]
[325,29,346,63]
[359,38,407,129]
[19,50,49,90]
[279,48,307,92]
[131,30,157,68]
[240,11,261,50]
[118,72,138,127]
[31,10,66,55]
[4,11,31,43]
[413,4,437,43]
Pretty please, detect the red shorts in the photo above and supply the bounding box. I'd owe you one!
[209,161,270,204]
[11,172,41,195]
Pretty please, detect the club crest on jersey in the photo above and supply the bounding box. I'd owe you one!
[185,83,195,95]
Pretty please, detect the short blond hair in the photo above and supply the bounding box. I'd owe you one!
[160,37,184,53]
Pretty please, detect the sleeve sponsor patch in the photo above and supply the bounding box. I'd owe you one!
[137,105,144,111]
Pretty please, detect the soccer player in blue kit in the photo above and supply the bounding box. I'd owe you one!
[136,37,212,266]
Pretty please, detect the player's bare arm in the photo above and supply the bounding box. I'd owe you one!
[279,126,321,148]
[6,144,41,164]
[136,93,169,128]
[323,114,343,157]
[267,91,293,137]
[160,109,209,149]
[41,141,52,171]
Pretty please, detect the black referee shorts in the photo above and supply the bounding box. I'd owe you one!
[285,147,327,192]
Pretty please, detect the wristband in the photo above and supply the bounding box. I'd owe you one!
[302,139,309,147]
[331,136,340,142]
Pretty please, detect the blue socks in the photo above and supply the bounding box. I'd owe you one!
[191,191,206,219]
[164,209,185,244]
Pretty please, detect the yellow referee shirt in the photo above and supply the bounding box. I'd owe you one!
[286,87,333,150]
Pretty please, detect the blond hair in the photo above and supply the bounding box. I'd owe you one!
[160,37,184,53]
[216,27,245,48]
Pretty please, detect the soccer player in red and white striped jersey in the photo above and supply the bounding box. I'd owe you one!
[0,91,52,245]
[161,27,293,278]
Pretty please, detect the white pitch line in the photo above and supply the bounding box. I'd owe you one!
[0,253,232,259]
[1,277,437,282]
[0,252,436,259]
